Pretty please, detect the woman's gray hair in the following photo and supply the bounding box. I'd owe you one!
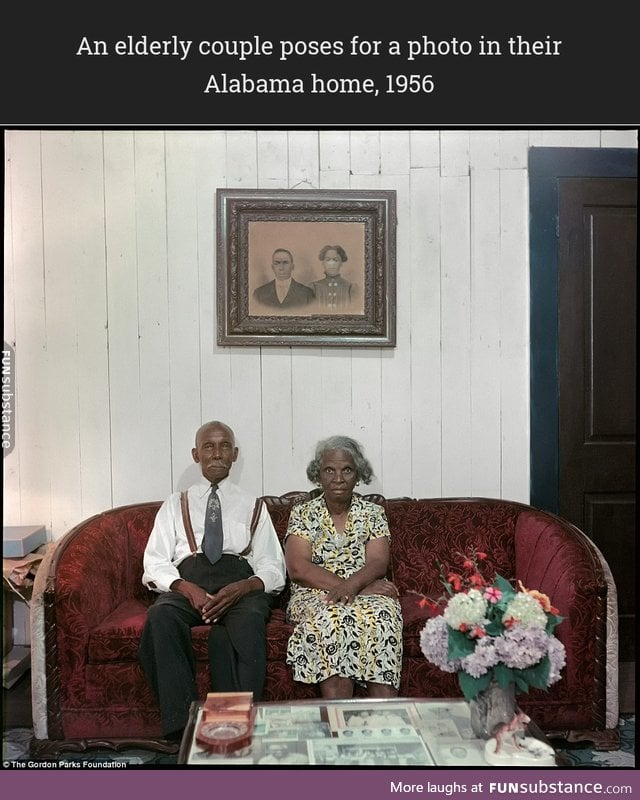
[306,435,374,485]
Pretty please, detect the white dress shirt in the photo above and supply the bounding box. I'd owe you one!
[142,477,286,595]
[275,277,292,303]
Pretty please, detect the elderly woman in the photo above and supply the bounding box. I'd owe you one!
[284,436,403,699]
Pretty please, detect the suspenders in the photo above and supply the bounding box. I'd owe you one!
[180,491,264,558]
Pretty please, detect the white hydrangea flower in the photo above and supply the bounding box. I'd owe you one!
[442,588,487,629]
[502,592,548,628]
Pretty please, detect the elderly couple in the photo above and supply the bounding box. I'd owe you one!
[139,420,403,740]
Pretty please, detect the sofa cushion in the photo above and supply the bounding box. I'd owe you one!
[88,600,295,664]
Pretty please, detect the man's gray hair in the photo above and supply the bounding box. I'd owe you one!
[306,435,374,485]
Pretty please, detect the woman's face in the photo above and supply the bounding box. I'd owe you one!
[318,448,358,502]
[322,248,343,277]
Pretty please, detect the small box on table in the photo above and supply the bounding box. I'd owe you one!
[195,692,256,754]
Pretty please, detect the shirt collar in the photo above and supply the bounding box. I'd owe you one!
[196,475,231,498]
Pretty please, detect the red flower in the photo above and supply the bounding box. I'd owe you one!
[418,597,439,612]
[447,572,463,591]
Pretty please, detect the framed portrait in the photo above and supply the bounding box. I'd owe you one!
[216,189,397,347]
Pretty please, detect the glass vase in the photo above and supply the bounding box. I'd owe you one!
[468,681,519,740]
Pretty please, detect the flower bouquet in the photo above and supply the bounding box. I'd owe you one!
[418,549,566,701]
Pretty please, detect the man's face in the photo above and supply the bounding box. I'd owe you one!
[271,250,294,280]
[192,423,238,484]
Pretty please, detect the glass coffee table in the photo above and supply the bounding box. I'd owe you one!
[178,697,559,767]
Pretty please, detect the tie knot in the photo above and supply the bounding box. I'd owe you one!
[210,483,218,491]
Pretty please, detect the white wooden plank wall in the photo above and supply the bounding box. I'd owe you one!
[3,129,637,540]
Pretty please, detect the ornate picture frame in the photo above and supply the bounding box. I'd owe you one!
[216,189,397,347]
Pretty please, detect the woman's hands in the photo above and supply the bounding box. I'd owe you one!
[359,578,399,599]
[324,577,399,604]
[324,582,357,605]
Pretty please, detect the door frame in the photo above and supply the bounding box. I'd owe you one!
[528,146,637,513]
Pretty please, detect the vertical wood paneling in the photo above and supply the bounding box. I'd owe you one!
[601,130,638,148]
[104,132,142,507]
[256,130,288,188]
[291,350,324,491]
[470,168,502,496]
[348,163,383,490]
[261,348,295,495]
[381,130,411,175]
[410,132,440,168]
[39,134,82,534]
[319,130,350,187]
[409,166,442,498]
[498,131,530,170]
[499,167,529,502]
[224,132,263,494]
[196,131,231,448]
[440,173,472,495]
[540,130,602,148]
[380,172,412,496]
[166,133,203,488]
[5,129,627,537]
[4,132,48,526]
[349,349,383,494]
[288,131,319,188]
[469,131,500,170]
[350,131,380,175]
[441,132,470,177]
[71,133,112,521]
[258,130,295,495]
[133,132,172,501]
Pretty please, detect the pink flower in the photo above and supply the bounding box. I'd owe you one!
[484,586,502,604]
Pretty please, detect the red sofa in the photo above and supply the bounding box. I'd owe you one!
[30,493,619,755]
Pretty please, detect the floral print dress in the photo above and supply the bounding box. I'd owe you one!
[285,494,403,689]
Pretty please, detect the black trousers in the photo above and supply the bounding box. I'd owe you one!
[138,554,274,736]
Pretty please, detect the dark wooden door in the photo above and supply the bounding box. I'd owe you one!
[558,176,637,659]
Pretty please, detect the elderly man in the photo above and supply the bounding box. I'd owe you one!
[253,247,314,308]
[139,420,286,740]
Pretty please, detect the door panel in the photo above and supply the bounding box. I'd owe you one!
[558,177,637,658]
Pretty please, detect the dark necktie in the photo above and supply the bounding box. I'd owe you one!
[202,483,223,564]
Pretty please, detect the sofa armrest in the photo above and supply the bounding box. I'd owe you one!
[38,503,160,738]
[515,508,610,729]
